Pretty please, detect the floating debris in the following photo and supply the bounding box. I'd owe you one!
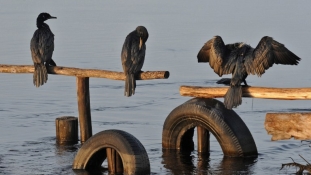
[280,156,311,174]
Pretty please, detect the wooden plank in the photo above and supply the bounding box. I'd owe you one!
[0,64,169,80]
[77,77,92,143]
[265,113,311,140]
[180,86,311,100]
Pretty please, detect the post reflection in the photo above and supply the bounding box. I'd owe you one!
[162,149,257,175]
[162,149,199,174]
[55,144,79,156]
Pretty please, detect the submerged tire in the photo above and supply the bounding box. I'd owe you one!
[72,129,150,175]
[162,98,257,157]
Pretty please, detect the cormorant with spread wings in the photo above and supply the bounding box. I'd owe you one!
[197,36,301,109]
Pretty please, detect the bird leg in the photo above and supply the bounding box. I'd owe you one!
[242,79,249,87]
[45,59,57,67]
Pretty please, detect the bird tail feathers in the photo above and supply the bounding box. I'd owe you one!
[33,63,48,87]
[124,74,136,97]
[224,86,242,109]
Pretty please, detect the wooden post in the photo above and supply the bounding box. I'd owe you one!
[197,126,210,155]
[55,116,78,145]
[106,148,123,173]
[265,112,311,140]
[77,77,92,143]
[115,150,123,173]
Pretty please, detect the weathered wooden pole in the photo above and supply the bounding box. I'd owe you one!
[77,77,92,143]
[197,126,210,155]
[265,112,311,141]
[180,86,311,100]
[106,148,123,173]
[55,116,78,144]
[0,64,169,80]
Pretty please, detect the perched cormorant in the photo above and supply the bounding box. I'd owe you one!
[121,26,149,97]
[197,36,301,109]
[30,12,57,87]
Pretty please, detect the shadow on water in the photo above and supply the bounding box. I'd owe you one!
[162,149,257,175]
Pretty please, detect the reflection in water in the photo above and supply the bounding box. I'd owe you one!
[162,149,200,175]
[162,149,257,175]
[215,157,257,175]
[55,144,81,174]
[55,144,79,156]
[73,169,105,175]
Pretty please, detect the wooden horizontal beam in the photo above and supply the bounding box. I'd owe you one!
[265,113,311,140]
[0,64,169,80]
[180,86,311,100]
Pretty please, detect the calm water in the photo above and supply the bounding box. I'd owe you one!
[1,1,311,174]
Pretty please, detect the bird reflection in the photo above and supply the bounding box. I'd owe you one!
[197,36,301,109]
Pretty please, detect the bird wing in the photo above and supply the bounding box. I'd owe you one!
[246,36,301,76]
[38,26,55,63]
[197,36,236,76]
[121,32,145,74]
[30,31,42,64]
[121,34,132,74]
[130,40,145,73]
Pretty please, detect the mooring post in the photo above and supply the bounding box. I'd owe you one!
[197,126,210,155]
[77,77,92,143]
[55,116,78,144]
[106,148,123,173]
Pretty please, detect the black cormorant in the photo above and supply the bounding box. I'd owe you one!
[197,36,301,109]
[30,12,57,87]
[121,26,149,97]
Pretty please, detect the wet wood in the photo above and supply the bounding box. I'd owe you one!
[197,126,210,155]
[106,148,123,173]
[265,113,311,140]
[180,86,311,100]
[0,64,169,80]
[77,77,92,143]
[55,116,78,145]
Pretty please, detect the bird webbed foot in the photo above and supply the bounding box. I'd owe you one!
[45,59,57,67]
[216,78,231,86]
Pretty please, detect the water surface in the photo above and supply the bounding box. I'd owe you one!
[1,1,311,174]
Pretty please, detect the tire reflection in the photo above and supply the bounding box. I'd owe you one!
[162,149,257,175]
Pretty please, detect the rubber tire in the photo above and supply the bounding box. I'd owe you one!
[162,98,258,157]
[72,129,150,175]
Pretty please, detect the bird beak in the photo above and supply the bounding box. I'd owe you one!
[50,16,57,19]
[139,37,142,50]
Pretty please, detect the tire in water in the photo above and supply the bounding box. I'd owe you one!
[162,98,258,157]
[72,129,150,174]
